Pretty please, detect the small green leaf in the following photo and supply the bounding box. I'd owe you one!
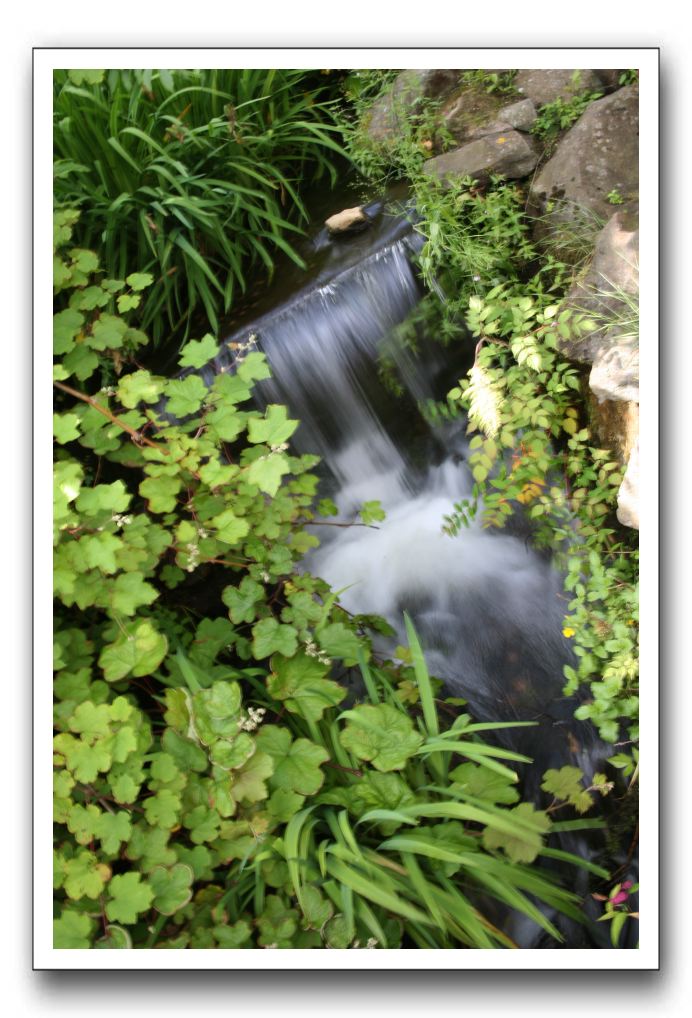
[98,620,168,682]
[117,370,164,409]
[139,475,182,514]
[53,309,84,355]
[164,376,208,418]
[230,749,274,803]
[252,618,298,659]
[54,909,95,948]
[126,271,154,291]
[255,726,328,795]
[449,762,520,805]
[541,765,593,814]
[93,810,133,854]
[316,622,362,665]
[222,577,265,625]
[247,404,298,446]
[144,789,182,829]
[247,453,291,496]
[339,704,424,771]
[62,850,110,900]
[210,509,250,546]
[117,293,141,313]
[106,872,155,924]
[178,334,218,369]
[53,412,81,444]
[149,863,194,915]
[359,500,386,524]
[89,314,128,350]
[267,651,345,721]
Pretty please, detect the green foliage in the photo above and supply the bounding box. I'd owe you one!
[444,288,638,745]
[459,70,518,95]
[54,68,347,342]
[53,206,601,948]
[531,82,603,143]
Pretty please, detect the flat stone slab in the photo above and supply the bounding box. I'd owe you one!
[421,129,537,186]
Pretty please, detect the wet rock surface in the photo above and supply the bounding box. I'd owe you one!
[325,206,370,235]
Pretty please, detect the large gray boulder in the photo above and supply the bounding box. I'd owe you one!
[421,130,538,187]
[514,68,603,106]
[365,69,461,145]
[563,209,639,365]
[530,86,639,229]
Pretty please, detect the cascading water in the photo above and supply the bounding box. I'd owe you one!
[190,200,620,946]
[206,202,603,787]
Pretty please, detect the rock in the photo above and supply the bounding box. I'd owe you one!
[560,208,640,531]
[325,206,369,235]
[495,98,538,132]
[440,88,505,142]
[588,393,639,466]
[421,130,538,187]
[616,439,639,530]
[562,210,639,364]
[514,69,603,106]
[365,69,460,144]
[593,69,628,92]
[590,341,639,404]
[529,86,639,231]
[453,99,538,143]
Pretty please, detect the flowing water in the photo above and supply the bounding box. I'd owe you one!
[207,200,602,784]
[194,199,622,946]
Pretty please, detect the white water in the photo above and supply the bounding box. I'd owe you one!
[213,212,598,770]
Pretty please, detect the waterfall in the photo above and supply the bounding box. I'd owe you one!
[199,206,604,786]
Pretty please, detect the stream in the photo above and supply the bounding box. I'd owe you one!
[191,194,624,947]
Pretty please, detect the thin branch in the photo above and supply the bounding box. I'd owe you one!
[53,380,167,452]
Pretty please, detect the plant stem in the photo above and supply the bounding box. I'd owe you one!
[53,380,167,452]
[144,911,167,949]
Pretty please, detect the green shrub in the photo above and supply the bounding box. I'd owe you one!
[54,68,346,343]
[53,208,603,950]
